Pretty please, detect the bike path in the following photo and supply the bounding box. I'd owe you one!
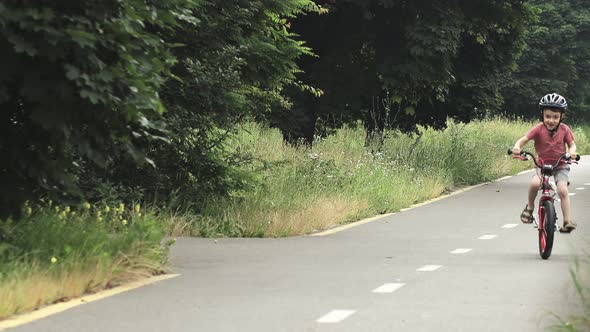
[6,159,590,332]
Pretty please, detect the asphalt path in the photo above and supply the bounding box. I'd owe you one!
[7,159,590,332]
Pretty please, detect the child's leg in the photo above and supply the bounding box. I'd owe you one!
[555,166,572,221]
[556,181,571,221]
[527,174,541,210]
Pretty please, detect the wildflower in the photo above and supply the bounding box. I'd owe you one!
[138,213,142,218]
[118,203,125,212]
[65,206,71,213]
[96,211,102,218]
[105,206,110,213]
[122,219,128,226]
[51,257,57,264]
[134,204,141,214]
[26,207,32,216]
[83,202,91,210]
[98,217,103,222]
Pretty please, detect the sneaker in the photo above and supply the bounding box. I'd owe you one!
[520,205,533,224]
[560,220,577,233]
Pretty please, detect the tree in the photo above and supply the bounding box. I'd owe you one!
[0,0,197,217]
[267,0,531,145]
[79,0,321,207]
[503,0,590,121]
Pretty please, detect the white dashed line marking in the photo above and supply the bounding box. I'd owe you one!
[585,183,590,186]
[576,187,585,190]
[372,283,405,293]
[478,234,497,240]
[450,248,472,254]
[417,265,442,272]
[502,224,518,229]
[569,193,576,196]
[317,310,356,323]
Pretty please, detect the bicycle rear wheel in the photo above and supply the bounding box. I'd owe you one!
[539,200,556,259]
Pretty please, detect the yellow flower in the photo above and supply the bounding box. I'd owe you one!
[51,257,57,264]
[138,213,142,218]
[118,203,125,212]
[105,206,110,213]
[96,211,102,218]
[65,206,71,213]
[98,217,103,222]
[134,204,141,213]
[83,202,91,210]
[26,207,32,216]
[122,219,128,226]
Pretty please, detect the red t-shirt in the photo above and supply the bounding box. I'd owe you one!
[526,123,574,166]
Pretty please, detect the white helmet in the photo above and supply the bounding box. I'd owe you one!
[539,93,567,111]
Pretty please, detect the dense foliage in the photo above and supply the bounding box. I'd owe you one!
[1,0,588,217]
[0,0,193,216]
[0,0,319,215]
[91,0,320,207]
[266,0,533,144]
[503,0,590,122]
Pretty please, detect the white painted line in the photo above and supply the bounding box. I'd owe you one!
[585,183,590,186]
[478,234,497,240]
[496,176,512,181]
[518,169,534,175]
[417,265,442,272]
[568,193,576,196]
[502,223,518,229]
[317,310,356,323]
[575,187,585,190]
[372,283,405,293]
[450,248,472,254]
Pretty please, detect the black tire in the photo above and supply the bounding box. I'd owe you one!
[539,200,556,259]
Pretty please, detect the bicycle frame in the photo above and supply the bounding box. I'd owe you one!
[536,162,556,249]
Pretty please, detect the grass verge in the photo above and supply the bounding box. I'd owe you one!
[0,203,170,320]
[190,118,589,237]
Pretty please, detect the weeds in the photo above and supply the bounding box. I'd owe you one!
[0,202,168,319]
[186,117,589,237]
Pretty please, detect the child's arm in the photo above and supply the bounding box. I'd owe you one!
[568,141,577,158]
[511,135,529,155]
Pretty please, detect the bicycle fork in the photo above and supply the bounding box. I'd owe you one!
[533,205,560,232]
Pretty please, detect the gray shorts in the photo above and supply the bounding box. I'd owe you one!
[535,165,570,184]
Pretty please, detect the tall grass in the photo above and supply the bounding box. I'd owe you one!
[192,117,589,237]
[0,203,169,319]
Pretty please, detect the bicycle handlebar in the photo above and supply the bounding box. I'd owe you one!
[507,149,580,169]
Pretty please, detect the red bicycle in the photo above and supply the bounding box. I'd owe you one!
[508,150,580,259]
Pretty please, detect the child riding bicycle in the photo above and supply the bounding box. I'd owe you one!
[510,93,578,233]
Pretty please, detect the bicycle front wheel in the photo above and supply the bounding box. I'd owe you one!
[539,200,556,259]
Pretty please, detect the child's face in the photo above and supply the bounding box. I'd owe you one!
[542,108,562,130]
